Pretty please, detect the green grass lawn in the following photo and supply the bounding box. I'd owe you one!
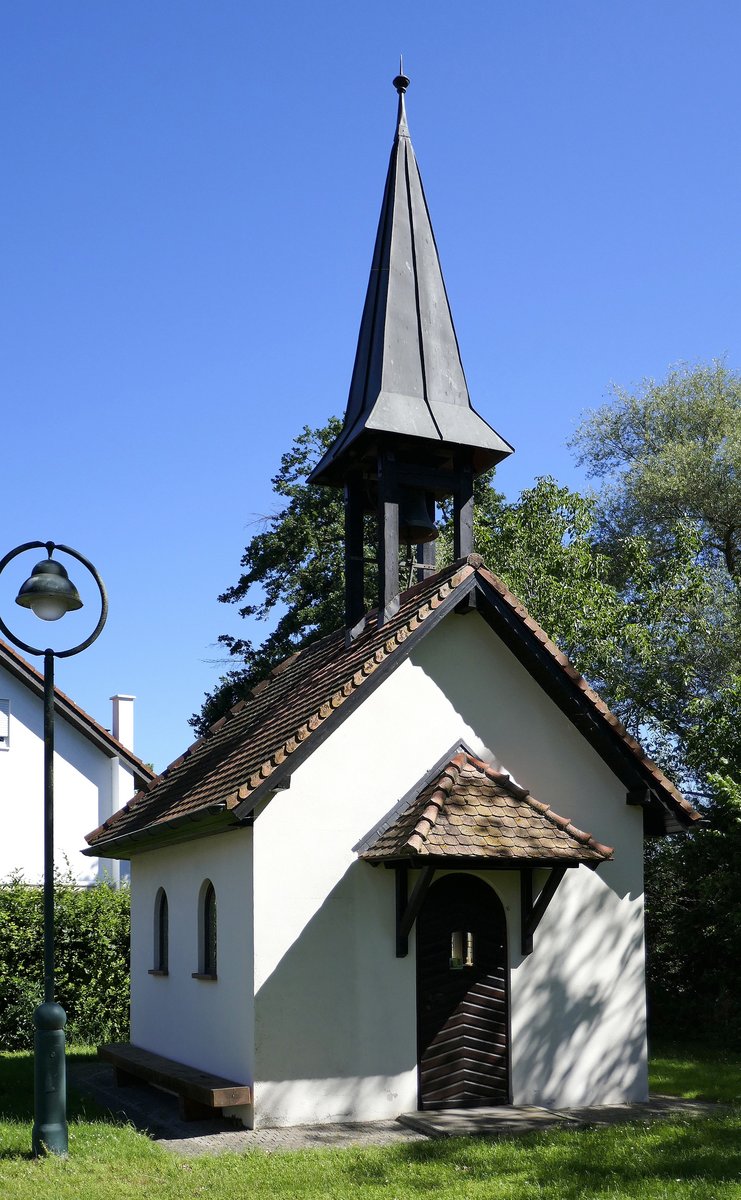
[649,1039,741,1104]
[0,1045,738,1200]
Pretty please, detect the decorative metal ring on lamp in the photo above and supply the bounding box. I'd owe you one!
[0,540,108,659]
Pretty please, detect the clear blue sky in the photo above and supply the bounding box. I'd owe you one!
[2,2,739,773]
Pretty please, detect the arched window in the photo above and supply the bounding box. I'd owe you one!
[194,880,217,980]
[150,888,168,975]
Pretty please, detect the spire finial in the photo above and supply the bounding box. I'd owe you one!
[393,57,410,138]
[393,55,410,95]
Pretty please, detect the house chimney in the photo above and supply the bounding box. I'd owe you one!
[110,694,135,750]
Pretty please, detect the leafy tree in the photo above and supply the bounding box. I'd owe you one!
[194,419,360,732]
[571,360,741,786]
[570,359,741,584]
[685,675,741,781]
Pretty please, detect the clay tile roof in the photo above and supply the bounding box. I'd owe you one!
[361,751,614,864]
[85,554,700,854]
[85,560,475,850]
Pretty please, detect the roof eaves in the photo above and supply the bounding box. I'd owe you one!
[0,640,154,785]
[81,804,235,860]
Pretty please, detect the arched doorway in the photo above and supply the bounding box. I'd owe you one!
[417,873,509,1108]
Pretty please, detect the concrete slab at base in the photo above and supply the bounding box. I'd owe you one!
[398,1096,731,1140]
[398,1106,585,1138]
[551,1096,732,1126]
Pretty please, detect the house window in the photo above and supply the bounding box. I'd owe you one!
[193,880,217,980]
[0,700,9,750]
[149,888,168,975]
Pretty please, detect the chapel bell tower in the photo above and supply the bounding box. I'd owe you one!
[309,69,513,631]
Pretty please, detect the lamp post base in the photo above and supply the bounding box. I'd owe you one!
[32,1001,68,1157]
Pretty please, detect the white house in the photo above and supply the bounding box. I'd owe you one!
[86,72,699,1128]
[0,640,153,885]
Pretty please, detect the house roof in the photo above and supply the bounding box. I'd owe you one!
[360,750,613,865]
[309,73,512,490]
[85,554,700,857]
[0,640,154,787]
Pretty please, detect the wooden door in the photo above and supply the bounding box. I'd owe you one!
[417,874,509,1108]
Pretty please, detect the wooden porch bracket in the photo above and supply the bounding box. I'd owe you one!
[395,863,435,957]
[520,865,568,956]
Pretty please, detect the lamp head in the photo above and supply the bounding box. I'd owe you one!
[15,556,83,622]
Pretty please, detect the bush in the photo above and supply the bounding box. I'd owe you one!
[0,873,130,1049]
[645,775,741,1049]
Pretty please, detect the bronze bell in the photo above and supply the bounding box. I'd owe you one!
[398,487,438,544]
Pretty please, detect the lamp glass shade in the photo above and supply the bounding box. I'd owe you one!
[15,558,83,623]
[26,595,70,622]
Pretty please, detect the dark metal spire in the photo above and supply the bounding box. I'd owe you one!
[311,71,513,631]
[310,71,513,489]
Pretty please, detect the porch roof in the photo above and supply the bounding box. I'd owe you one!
[360,750,614,865]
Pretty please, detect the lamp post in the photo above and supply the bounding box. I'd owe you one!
[0,541,107,1158]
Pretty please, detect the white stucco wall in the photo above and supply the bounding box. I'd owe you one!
[129,828,254,1122]
[247,611,647,1126]
[125,608,648,1127]
[0,665,137,884]
[413,614,648,1109]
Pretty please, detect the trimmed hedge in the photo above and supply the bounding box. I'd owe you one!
[0,874,130,1049]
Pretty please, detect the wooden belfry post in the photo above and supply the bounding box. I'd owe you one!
[344,476,365,631]
[377,451,400,622]
[454,464,474,560]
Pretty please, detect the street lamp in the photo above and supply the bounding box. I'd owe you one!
[0,541,107,1158]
